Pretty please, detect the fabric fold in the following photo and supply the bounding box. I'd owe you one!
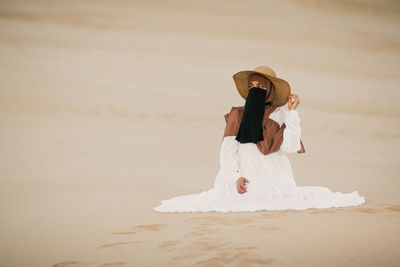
[218,136,242,192]
[281,109,303,153]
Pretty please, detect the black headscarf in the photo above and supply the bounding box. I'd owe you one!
[235,82,273,144]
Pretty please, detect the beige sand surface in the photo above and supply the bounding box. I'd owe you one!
[1,0,399,266]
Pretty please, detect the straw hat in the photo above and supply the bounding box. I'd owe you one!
[232,66,291,107]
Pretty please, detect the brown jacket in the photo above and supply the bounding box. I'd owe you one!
[223,106,305,155]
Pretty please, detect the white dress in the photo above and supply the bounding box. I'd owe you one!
[153,108,365,212]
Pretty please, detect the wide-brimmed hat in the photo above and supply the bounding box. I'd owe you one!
[232,66,291,107]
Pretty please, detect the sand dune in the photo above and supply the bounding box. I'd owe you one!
[0,0,399,266]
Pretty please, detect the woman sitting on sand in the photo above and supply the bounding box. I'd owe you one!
[153,66,365,212]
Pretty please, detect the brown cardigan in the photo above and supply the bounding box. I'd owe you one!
[223,106,305,155]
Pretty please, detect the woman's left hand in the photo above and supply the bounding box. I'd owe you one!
[288,93,300,110]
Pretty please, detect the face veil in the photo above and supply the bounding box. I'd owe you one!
[235,81,274,144]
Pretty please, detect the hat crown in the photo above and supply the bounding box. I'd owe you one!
[254,66,276,78]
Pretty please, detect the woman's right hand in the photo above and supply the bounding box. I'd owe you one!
[236,177,249,194]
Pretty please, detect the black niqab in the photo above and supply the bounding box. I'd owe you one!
[235,82,273,144]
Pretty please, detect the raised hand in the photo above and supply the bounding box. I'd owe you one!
[288,93,300,110]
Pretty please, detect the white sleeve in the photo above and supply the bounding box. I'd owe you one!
[220,136,242,182]
[280,109,302,153]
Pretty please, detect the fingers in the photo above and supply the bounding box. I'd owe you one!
[236,181,245,193]
[239,182,247,192]
[237,184,244,194]
[237,178,249,194]
[288,93,300,109]
[240,183,247,190]
[289,94,299,102]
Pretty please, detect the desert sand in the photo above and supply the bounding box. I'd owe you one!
[0,0,399,266]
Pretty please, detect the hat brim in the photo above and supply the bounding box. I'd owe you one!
[232,70,291,107]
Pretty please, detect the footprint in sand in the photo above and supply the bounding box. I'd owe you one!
[258,212,280,218]
[154,220,276,266]
[386,205,400,212]
[373,203,400,212]
[159,240,181,248]
[234,218,254,224]
[111,229,144,235]
[169,238,257,264]
[249,225,279,231]
[171,252,204,261]
[51,261,82,267]
[184,225,222,238]
[190,244,274,266]
[99,240,149,248]
[195,256,236,266]
[193,239,232,251]
[111,223,168,235]
[356,208,378,214]
[309,209,337,214]
[184,231,208,237]
[99,262,126,266]
[185,216,232,225]
[185,216,254,226]
[136,223,168,231]
[195,256,275,266]
[101,224,168,248]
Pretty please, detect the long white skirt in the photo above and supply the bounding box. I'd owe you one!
[153,140,365,213]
